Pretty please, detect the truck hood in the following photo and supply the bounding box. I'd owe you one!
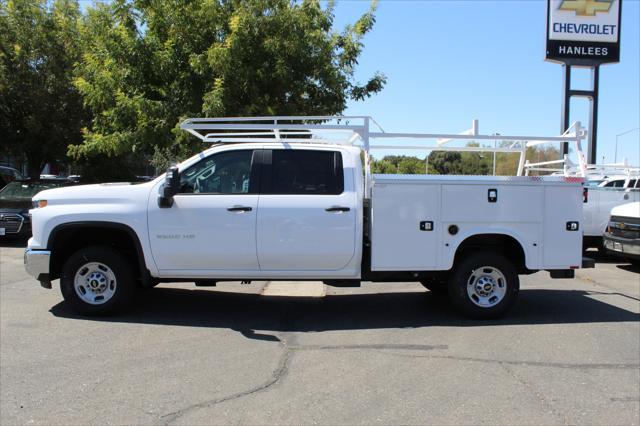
[611,202,640,219]
[33,182,153,205]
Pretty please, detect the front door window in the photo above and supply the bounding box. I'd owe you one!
[179,150,254,194]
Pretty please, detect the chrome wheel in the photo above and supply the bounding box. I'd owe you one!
[466,266,507,308]
[73,262,117,305]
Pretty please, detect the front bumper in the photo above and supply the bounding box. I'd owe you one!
[603,233,640,260]
[24,249,51,284]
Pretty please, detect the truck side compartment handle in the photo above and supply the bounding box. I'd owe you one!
[227,206,253,212]
[325,206,350,212]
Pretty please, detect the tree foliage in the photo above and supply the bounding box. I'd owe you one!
[0,0,85,178]
[371,155,426,174]
[70,0,386,170]
[371,143,562,176]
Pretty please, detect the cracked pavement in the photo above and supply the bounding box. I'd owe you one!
[1,245,639,425]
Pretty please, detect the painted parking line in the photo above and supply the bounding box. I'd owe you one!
[261,281,326,297]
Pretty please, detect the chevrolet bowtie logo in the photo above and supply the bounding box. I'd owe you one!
[559,0,614,16]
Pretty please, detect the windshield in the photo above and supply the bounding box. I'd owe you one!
[0,181,67,200]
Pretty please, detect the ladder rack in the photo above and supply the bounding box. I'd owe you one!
[180,116,588,195]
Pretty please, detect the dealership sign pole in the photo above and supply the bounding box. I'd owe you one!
[546,0,622,164]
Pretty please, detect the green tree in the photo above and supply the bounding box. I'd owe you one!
[427,151,464,175]
[372,155,427,174]
[397,156,425,174]
[0,0,85,178]
[494,142,561,175]
[371,158,396,174]
[71,0,386,170]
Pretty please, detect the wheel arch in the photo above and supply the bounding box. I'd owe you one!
[451,233,530,273]
[47,221,150,286]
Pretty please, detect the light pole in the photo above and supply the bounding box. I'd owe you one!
[615,127,640,163]
[492,133,500,176]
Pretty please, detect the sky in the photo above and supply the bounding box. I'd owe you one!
[332,0,640,165]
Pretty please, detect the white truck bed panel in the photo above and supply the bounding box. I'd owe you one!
[543,185,583,268]
[371,175,583,272]
[371,184,441,270]
[442,185,544,222]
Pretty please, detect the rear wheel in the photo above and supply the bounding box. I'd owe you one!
[60,246,136,315]
[448,251,519,319]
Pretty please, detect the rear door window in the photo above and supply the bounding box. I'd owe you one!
[603,179,625,188]
[266,150,343,195]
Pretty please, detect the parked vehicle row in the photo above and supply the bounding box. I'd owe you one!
[582,172,640,251]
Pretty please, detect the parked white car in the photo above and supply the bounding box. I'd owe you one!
[603,202,640,263]
[24,116,592,319]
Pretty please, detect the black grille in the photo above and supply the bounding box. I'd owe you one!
[0,214,23,234]
[610,227,640,239]
[609,216,640,239]
[611,215,640,225]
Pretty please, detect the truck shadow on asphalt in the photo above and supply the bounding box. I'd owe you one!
[50,288,640,342]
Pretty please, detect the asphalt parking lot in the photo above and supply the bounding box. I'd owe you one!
[1,243,639,425]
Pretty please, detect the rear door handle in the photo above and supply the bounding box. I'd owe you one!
[325,206,350,212]
[227,206,252,212]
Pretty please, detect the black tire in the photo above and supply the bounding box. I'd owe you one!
[60,246,136,315]
[448,251,519,319]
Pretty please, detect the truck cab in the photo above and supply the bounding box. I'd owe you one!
[148,144,363,279]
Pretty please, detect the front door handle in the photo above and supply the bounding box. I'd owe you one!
[325,206,350,212]
[227,206,252,212]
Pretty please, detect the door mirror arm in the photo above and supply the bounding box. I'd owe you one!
[159,166,180,208]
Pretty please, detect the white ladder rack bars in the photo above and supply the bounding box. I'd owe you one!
[180,116,587,195]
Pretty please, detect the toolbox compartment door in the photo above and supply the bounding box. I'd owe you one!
[371,183,441,271]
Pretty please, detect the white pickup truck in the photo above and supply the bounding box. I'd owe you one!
[24,116,592,318]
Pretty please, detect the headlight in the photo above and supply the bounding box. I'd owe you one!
[32,200,48,208]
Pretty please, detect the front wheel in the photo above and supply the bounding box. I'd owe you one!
[60,246,136,315]
[448,252,519,319]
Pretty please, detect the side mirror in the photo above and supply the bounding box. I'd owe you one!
[159,166,179,208]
